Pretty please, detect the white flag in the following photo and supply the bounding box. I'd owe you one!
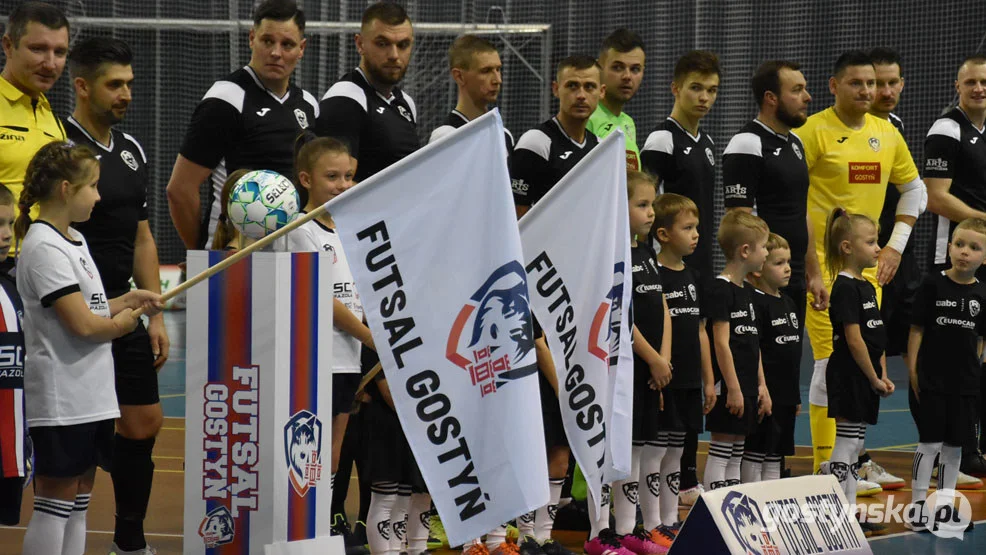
[328,110,549,546]
[518,131,634,509]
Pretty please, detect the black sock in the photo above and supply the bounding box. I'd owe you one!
[679,431,699,490]
[111,434,156,551]
[858,451,872,466]
[332,412,359,517]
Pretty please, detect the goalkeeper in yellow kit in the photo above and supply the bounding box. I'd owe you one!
[796,51,927,476]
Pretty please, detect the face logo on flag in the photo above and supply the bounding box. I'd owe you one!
[446,260,537,397]
[589,263,627,363]
[721,491,775,555]
[295,108,309,129]
[283,410,323,497]
[198,506,235,548]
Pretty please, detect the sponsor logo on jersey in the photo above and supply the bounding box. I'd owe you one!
[283,409,323,496]
[199,506,235,548]
[836,136,849,143]
[926,157,949,172]
[734,324,758,335]
[773,147,782,156]
[972,137,979,144]
[731,309,749,318]
[668,306,701,317]
[559,151,572,160]
[849,162,881,184]
[771,317,788,327]
[602,123,614,133]
[936,316,976,329]
[683,147,693,155]
[376,106,386,114]
[720,491,779,555]
[936,299,957,307]
[256,108,271,117]
[635,283,662,294]
[0,132,26,142]
[294,108,309,129]
[511,178,529,194]
[775,334,800,345]
[868,137,881,152]
[446,261,536,397]
[397,105,413,122]
[792,143,803,160]
[665,289,685,299]
[971,299,980,317]
[706,147,715,166]
[866,318,884,329]
[863,300,877,309]
[120,149,138,171]
[724,184,747,198]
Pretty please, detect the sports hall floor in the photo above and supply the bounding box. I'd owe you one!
[1,311,985,554]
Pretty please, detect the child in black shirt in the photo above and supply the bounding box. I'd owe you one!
[744,233,802,484]
[703,211,772,491]
[906,217,986,533]
[823,208,893,509]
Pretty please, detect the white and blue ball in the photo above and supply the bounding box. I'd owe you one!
[227,169,300,239]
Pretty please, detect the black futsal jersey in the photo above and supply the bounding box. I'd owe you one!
[752,288,802,405]
[912,271,986,395]
[316,68,419,182]
[429,109,515,152]
[510,117,598,207]
[828,273,886,382]
[632,243,665,352]
[658,262,704,389]
[641,118,717,282]
[706,277,760,395]
[66,117,148,298]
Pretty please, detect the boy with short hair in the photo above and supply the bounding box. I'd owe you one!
[650,193,716,543]
[703,211,773,492]
[0,185,26,526]
[906,217,986,533]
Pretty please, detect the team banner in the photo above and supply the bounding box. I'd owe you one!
[669,476,871,554]
[184,252,335,555]
[518,131,634,509]
[329,109,549,546]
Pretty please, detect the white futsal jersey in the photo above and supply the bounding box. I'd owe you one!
[284,216,363,373]
[17,222,119,427]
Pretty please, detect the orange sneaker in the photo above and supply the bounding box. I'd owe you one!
[491,538,521,555]
[648,526,675,551]
[463,539,491,555]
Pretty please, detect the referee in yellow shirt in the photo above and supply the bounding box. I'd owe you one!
[796,50,927,478]
[0,2,69,253]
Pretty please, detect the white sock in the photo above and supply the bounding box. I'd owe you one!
[485,524,508,550]
[587,484,612,539]
[612,446,642,535]
[517,510,535,539]
[659,433,685,527]
[368,483,398,555]
[534,478,564,543]
[23,496,72,555]
[703,441,732,492]
[406,493,432,554]
[640,439,668,530]
[62,493,90,555]
[763,455,782,481]
[726,441,745,485]
[741,451,764,483]
[830,423,861,506]
[391,487,411,553]
[936,444,963,521]
[911,442,942,505]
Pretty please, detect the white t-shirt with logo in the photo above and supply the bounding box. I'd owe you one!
[284,217,364,373]
[17,222,118,427]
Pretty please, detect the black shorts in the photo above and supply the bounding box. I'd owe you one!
[705,393,758,436]
[632,381,661,443]
[333,373,361,417]
[745,404,797,456]
[827,365,880,425]
[0,476,23,525]
[540,373,568,449]
[363,400,426,491]
[112,322,159,406]
[658,388,704,434]
[29,419,114,478]
[916,392,978,447]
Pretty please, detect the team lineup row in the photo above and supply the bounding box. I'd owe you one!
[3,0,986,553]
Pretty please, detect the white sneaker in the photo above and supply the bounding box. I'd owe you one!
[109,543,157,555]
[856,478,882,497]
[678,484,704,506]
[858,460,905,490]
[932,466,984,490]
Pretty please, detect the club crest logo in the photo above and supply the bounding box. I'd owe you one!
[705,147,715,166]
[322,243,338,263]
[79,257,94,279]
[646,472,661,497]
[688,283,697,301]
[789,312,798,330]
[295,108,309,129]
[283,410,323,496]
[721,491,776,555]
[666,471,680,495]
[622,481,639,505]
[377,519,391,541]
[970,299,980,317]
[869,137,881,152]
[792,143,803,160]
[397,105,413,122]
[447,261,537,397]
[120,149,139,171]
[198,506,235,548]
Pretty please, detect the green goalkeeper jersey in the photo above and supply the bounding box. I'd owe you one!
[587,102,640,170]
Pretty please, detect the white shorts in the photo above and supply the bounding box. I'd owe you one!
[809,358,829,407]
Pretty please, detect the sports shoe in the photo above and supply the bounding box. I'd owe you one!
[960,451,986,477]
[108,544,157,555]
[857,520,886,536]
[619,527,667,555]
[904,501,929,533]
[932,466,984,490]
[505,523,520,542]
[331,513,372,555]
[648,526,675,551]
[518,536,545,555]
[463,539,490,555]
[678,484,703,507]
[491,538,521,555]
[664,522,681,538]
[429,513,449,548]
[584,529,634,555]
[856,478,883,497]
[858,460,905,490]
[541,539,579,555]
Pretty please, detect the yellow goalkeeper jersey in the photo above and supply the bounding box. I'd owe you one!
[796,107,919,359]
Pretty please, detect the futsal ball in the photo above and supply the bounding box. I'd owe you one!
[227,170,300,239]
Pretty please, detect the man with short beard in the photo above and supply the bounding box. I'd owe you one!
[587,28,645,170]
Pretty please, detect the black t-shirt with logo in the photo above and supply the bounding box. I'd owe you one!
[509,117,599,208]
[752,288,802,405]
[658,262,704,389]
[829,273,886,379]
[706,276,760,395]
[912,270,986,395]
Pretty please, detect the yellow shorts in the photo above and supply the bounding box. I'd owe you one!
[810,403,835,473]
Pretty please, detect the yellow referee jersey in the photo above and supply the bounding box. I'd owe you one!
[795,107,919,359]
[0,75,66,252]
